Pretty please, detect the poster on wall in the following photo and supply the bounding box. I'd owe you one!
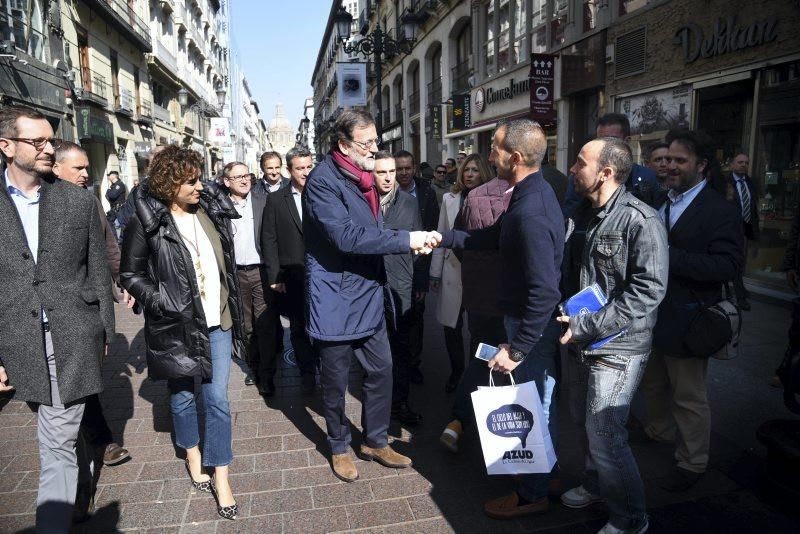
[336,62,367,107]
[616,85,692,135]
[209,118,230,146]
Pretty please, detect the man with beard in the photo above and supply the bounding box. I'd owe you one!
[253,151,289,196]
[641,129,742,492]
[261,147,318,395]
[394,149,439,384]
[373,151,425,425]
[303,109,437,483]
[0,106,115,532]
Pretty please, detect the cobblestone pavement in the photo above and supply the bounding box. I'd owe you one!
[1,297,799,533]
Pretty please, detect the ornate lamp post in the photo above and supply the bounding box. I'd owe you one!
[178,86,227,177]
[333,6,418,140]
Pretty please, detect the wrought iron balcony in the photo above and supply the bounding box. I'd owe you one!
[451,59,471,94]
[116,87,135,117]
[408,90,420,116]
[72,68,109,107]
[427,77,442,107]
[138,98,153,124]
[82,0,152,52]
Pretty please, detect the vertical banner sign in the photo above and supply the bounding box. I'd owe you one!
[431,104,442,139]
[529,53,556,123]
[208,118,230,145]
[451,93,471,132]
[336,62,367,107]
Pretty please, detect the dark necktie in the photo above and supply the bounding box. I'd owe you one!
[738,179,751,223]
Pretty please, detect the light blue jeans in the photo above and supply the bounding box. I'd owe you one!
[569,350,649,530]
[168,327,233,467]
[505,316,560,502]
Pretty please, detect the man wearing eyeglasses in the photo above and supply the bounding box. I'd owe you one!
[0,105,114,532]
[222,162,274,390]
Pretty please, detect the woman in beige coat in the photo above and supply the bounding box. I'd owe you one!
[430,154,493,392]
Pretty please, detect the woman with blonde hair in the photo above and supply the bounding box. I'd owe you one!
[120,145,244,520]
[430,153,493,392]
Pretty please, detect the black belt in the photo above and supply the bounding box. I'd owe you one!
[42,321,50,332]
[236,264,262,271]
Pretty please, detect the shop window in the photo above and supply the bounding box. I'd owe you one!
[583,0,599,32]
[483,0,496,76]
[619,0,650,17]
[532,24,548,53]
[512,0,527,66]
[551,0,568,48]
[497,0,510,72]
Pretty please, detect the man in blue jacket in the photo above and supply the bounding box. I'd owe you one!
[439,119,564,519]
[303,110,437,483]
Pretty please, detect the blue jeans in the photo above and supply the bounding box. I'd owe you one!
[568,350,648,530]
[168,327,233,467]
[506,317,560,502]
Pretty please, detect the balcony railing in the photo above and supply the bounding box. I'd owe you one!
[153,102,172,124]
[154,34,179,76]
[0,12,45,61]
[427,77,442,107]
[395,103,403,122]
[117,87,135,116]
[83,0,152,52]
[72,67,109,107]
[408,90,420,116]
[138,98,153,122]
[451,59,471,94]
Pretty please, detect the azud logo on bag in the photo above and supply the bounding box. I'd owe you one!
[487,404,535,463]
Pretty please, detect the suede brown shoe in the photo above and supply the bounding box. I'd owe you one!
[358,445,412,468]
[484,492,549,520]
[331,453,359,483]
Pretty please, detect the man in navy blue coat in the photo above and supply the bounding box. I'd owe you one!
[562,113,659,216]
[303,110,437,483]
[439,119,564,519]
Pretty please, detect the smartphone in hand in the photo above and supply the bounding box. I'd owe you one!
[475,342,499,361]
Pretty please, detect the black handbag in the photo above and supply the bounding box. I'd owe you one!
[682,285,742,358]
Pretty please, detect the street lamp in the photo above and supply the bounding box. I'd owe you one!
[334,6,418,140]
[177,85,227,177]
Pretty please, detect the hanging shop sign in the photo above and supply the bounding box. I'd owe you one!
[451,93,471,131]
[76,108,114,144]
[673,15,778,64]
[431,104,442,139]
[529,53,556,123]
[615,85,692,135]
[336,62,367,107]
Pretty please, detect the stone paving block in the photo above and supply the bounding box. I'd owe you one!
[250,487,313,515]
[179,520,218,534]
[161,477,194,501]
[2,513,35,532]
[231,422,259,440]
[370,473,432,500]
[282,465,339,489]
[119,431,160,447]
[0,413,35,427]
[229,454,256,475]
[229,470,283,494]
[0,472,20,493]
[406,494,443,521]
[284,506,350,533]
[116,499,187,529]
[0,425,37,441]
[3,454,39,473]
[282,432,320,451]
[96,461,143,484]
[216,513,283,533]
[139,460,187,481]
[95,480,164,506]
[312,480,374,508]
[0,488,36,514]
[258,420,303,437]
[233,436,282,456]
[253,450,310,472]
[345,497,414,529]
[383,517,456,534]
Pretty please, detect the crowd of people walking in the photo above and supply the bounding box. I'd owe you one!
[0,102,778,533]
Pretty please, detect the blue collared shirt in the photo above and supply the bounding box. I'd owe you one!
[659,179,707,229]
[5,170,41,262]
[403,180,417,198]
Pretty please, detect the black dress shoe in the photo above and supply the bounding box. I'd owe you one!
[391,402,422,425]
[660,466,703,492]
[259,377,276,397]
[409,366,424,385]
[244,374,256,386]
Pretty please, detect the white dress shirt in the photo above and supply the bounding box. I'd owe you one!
[230,194,261,266]
[659,179,707,229]
[291,185,303,222]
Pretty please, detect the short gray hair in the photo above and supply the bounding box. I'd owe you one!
[54,141,86,163]
[496,119,547,167]
[286,146,312,169]
[597,137,633,183]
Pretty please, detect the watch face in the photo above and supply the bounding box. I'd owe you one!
[510,349,525,362]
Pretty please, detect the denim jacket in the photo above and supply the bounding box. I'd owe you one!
[565,186,669,356]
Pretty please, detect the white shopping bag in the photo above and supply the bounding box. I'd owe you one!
[471,371,557,475]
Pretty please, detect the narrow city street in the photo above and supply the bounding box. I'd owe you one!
[1,296,798,533]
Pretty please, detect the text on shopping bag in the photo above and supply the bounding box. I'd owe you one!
[487,404,534,448]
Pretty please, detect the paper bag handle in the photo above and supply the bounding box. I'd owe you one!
[488,370,516,388]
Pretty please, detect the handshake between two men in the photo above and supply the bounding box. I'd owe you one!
[409,231,443,256]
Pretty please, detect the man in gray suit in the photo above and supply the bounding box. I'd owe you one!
[0,106,115,533]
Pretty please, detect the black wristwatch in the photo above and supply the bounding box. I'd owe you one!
[508,347,526,363]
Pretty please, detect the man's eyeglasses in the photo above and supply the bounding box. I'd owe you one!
[6,137,63,151]
[228,173,254,182]
[350,138,380,150]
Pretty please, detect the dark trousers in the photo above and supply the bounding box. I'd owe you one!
[451,312,508,426]
[443,308,466,377]
[237,267,278,380]
[284,268,317,376]
[733,239,751,304]
[408,299,425,368]
[317,325,393,455]
[387,310,412,407]
[80,394,113,447]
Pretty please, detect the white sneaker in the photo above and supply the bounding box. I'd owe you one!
[596,517,649,534]
[560,485,604,508]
